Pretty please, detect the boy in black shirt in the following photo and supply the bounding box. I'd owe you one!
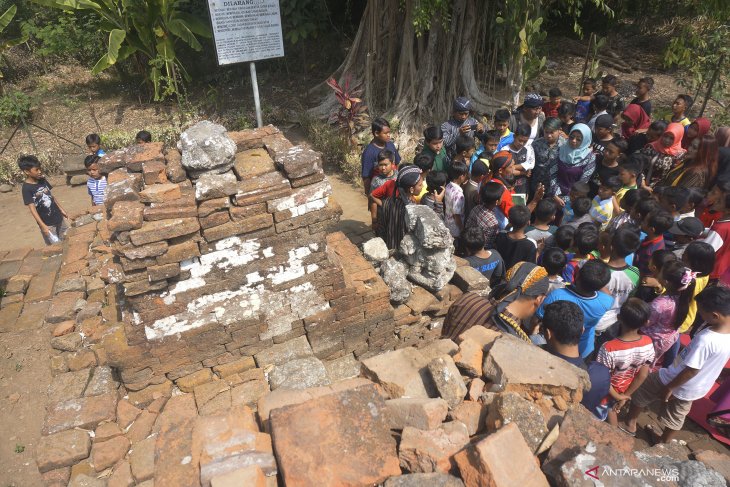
[19,155,68,245]
[495,205,537,270]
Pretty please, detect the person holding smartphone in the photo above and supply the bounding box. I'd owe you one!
[440,97,484,159]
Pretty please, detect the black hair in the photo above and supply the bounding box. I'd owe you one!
[423,125,443,142]
[463,227,486,253]
[543,301,584,345]
[135,130,152,143]
[414,152,435,172]
[649,120,668,133]
[508,204,531,230]
[608,137,628,155]
[377,149,395,163]
[660,186,689,211]
[85,133,101,146]
[447,160,469,182]
[715,180,730,209]
[471,160,489,177]
[685,187,706,208]
[676,94,694,109]
[455,134,475,154]
[84,154,100,169]
[646,210,674,234]
[534,199,557,222]
[426,171,448,194]
[660,260,695,329]
[683,241,715,277]
[554,225,575,251]
[638,77,654,90]
[583,78,596,88]
[542,247,567,275]
[619,161,641,179]
[484,129,501,142]
[696,286,730,316]
[611,226,641,257]
[479,181,505,206]
[17,155,41,171]
[620,188,640,212]
[494,109,511,123]
[558,102,575,117]
[592,94,609,111]
[572,196,592,218]
[371,117,390,134]
[576,259,611,292]
[601,175,623,192]
[618,297,651,330]
[602,74,618,86]
[548,87,562,98]
[574,224,599,255]
[515,123,531,138]
[636,198,661,221]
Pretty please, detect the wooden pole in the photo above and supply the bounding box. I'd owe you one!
[698,53,724,118]
[578,34,594,95]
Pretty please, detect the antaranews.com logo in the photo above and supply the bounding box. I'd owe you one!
[585,465,680,482]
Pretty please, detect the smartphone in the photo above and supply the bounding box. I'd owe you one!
[469,123,478,131]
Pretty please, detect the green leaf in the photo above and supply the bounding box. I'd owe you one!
[495,16,504,24]
[91,53,111,75]
[156,37,175,61]
[175,12,212,38]
[167,18,201,51]
[0,5,17,33]
[106,28,125,64]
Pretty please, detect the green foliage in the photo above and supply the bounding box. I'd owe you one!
[281,0,328,44]
[0,150,62,184]
[300,113,359,182]
[0,4,29,79]
[22,11,104,63]
[0,89,31,125]
[14,444,24,454]
[411,0,451,36]
[31,0,211,101]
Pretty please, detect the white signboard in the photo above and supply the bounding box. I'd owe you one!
[208,0,285,65]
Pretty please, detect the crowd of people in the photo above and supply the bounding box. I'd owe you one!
[362,75,730,444]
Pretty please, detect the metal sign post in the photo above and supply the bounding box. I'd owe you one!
[207,0,285,128]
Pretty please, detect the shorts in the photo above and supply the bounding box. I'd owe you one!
[42,220,68,246]
[631,372,693,431]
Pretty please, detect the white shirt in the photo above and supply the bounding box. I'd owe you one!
[658,328,730,401]
[588,110,608,130]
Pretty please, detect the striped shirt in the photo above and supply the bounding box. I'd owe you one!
[87,176,107,205]
[589,196,613,230]
[441,292,524,341]
[596,335,655,398]
[595,264,640,333]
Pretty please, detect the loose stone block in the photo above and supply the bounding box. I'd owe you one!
[384,398,449,430]
[37,429,92,473]
[129,217,200,246]
[398,422,470,474]
[360,347,435,399]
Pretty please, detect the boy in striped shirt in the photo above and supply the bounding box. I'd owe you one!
[596,298,655,426]
[85,155,107,206]
[589,175,621,230]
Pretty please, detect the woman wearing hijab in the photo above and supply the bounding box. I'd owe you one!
[639,122,686,188]
[532,117,566,200]
[380,165,423,250]
[554,123,596,208]
[715,127,730,183]
[441,262,549,342]
[663,134,719,189]
[681,117,711,150]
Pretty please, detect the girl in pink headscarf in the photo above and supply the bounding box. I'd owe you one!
[639,122,686,188]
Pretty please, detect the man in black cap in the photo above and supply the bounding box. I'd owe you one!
[669,217,705,258]
[508,93,545,147]
[441,96,484,158]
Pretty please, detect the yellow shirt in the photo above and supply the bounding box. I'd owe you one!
[678,275,709,333]
[414,184,428,203]
[615,184,637,204]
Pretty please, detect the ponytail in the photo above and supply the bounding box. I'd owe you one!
[662,261,697,330]
[674,279,695,330]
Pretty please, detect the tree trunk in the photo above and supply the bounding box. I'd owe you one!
[310,0,507,143]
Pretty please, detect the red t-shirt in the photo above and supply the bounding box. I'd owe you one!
[371,178,397,199]
[490,178,514,219]
[543,100,561,118]
[703,218,730,279]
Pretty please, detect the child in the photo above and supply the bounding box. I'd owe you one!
[465,181,504,249]
[369,150,398,191]
[550,224,575,253]
[627,120,668,156]
[526,199,557,242]
[590,138,626,198]
[635,249,677,304]
[590,175,622,230]
[487,152,517,229]
[135,130,152,144]
[84,155,107,206]
[421,171,447,221]
[19,155,69,245]
[505,124,535,195]
[562,181,590,224]
[566,196,593,229]
[421,125,448,172]
[563,223,599,283]
[595,227,641,336]
[543,87,562,118]
[441,97,484,158]
[658,186,689,222]
[463,227,505,286]
[615,160,640,205]
[596,298,655,426]
[587,94,609,130]
[494,109,514,151]
[495,205,538,269]
[451,134,476,168]
[412,152,434,203]
[635,210,674,277]
[702,180,730,282]
[679,187,705,220]
[558,101,576,136]
[574,78,596,123]
[606,188,640,232]
[630,77,654,117]
[623,286,730,443]
[538,259,613,358]
[464,159,488,222]
[85,133,106,157]
[592,114,615,158]
[542,246,567,293]
[361,117,401,195]
[678,241,715,334]
[670,94,693,127]
[471,130,500,170]
[641,260,696,369]
[444,161,469,241]
[601,74,625,119]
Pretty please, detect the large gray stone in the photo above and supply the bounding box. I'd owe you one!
[426,356,467,409]
[486,392,548,453]
[195,170,238,201]
[361,348,435,399]
[363,237,389,263]
[178,121,237,176]
[451,266,490,293]
[381,257,412,303]
[269,357,331,390]
[406,205,453,249]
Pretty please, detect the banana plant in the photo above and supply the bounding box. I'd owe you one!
[31,0,211,100]
[0,5,29,82]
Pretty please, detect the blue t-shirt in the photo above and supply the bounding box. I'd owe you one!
[496,132,514,152]
[360,141,401,178]
[546,348,610,417]
[96,149,106,157]
[537,286,613,358]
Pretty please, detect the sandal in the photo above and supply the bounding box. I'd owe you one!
[618,424,636,437]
